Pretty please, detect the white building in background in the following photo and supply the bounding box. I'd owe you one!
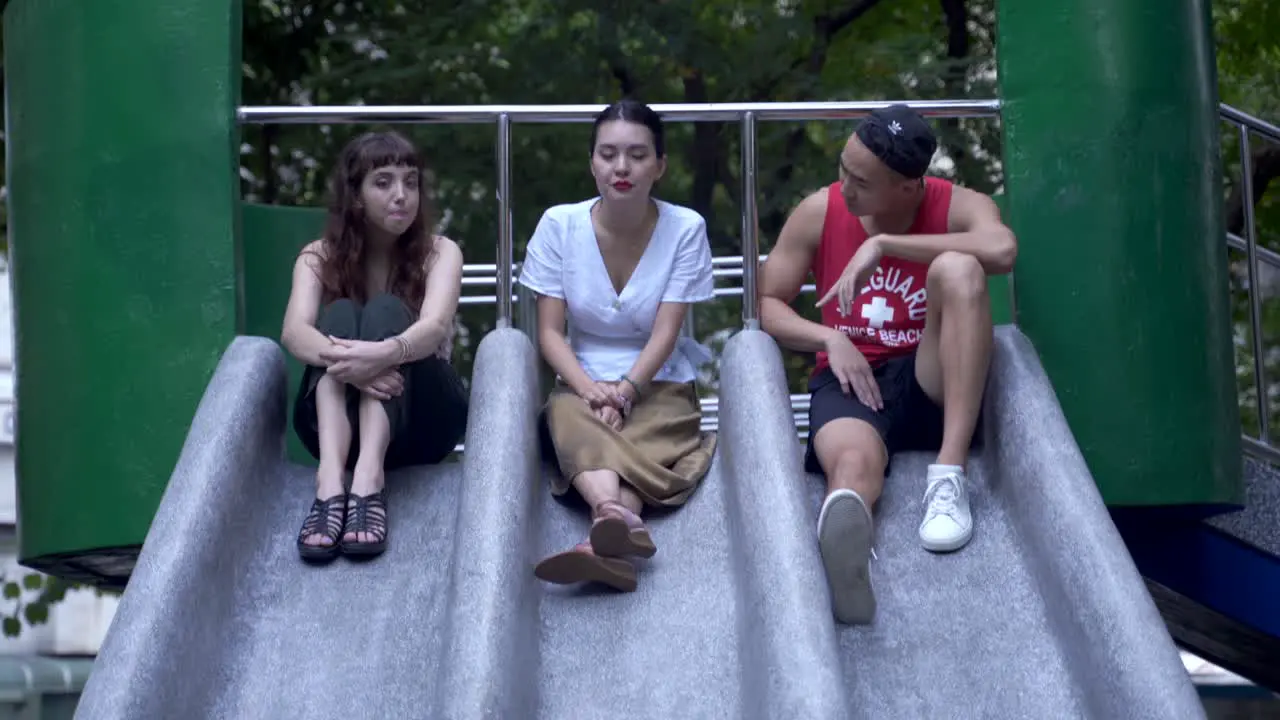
[0,264,119,658]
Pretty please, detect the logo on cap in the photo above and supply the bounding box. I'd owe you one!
[888,120,903,135]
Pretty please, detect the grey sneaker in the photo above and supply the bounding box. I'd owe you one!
[817,488,876,625]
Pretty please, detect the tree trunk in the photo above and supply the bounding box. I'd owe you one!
[1226,146,1280,238]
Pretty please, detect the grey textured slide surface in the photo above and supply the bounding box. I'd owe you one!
[76,325,1205,720]
[723,326,1205,720]
[532,455,743,720]
[73,329,543,720]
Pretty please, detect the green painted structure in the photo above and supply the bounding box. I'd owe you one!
[3,0,244,584]
[997,0,1242,506]
[0,0,1242,584]
[241,203,324,466]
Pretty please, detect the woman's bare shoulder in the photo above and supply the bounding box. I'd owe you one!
[427,235,463,268]
[431,234,461,255]
[297,238,328,268]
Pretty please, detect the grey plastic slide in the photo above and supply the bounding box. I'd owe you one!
[73,326,1205,719]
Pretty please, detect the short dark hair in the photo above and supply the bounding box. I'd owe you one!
[590,99,666,157]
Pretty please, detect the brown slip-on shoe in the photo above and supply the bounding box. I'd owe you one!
[589,500,656,559]
[534,542,638,592]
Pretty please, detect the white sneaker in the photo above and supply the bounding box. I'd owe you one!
[918,469,973,552]
[817,489,876,625]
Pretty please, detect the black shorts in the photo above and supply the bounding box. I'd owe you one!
[801,351,982,476]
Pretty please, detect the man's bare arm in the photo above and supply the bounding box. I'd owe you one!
[759,189,846,353]
[875,188,1017,274]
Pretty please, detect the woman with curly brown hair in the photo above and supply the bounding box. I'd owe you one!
[281,130,469,563]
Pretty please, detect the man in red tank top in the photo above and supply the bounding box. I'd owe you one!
[758,105,1017,625]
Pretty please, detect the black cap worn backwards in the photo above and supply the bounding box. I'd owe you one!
[854,104,938,179]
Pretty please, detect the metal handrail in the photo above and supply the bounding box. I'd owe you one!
[1226,232,1280,269]
[1220,103,1280,144]
[239,99,1001,331]
[245,98,1279,468]
[1220,103,1277,454]
[237,99,1002,125]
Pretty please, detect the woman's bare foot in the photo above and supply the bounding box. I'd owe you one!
[345,467,386,546]
[301,465,346,548]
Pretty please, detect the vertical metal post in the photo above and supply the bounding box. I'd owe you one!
[496,113,513,329]
[1240,125,1269,440]
[740,111,760,330]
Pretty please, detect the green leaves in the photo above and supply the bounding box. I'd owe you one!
[0,572,89,638]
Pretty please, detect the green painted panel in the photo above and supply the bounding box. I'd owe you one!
[4,0,242,575]
[989,193,1013,326]
[241,202,325,466]
[988,274,1011,326]
[997,0,1241,505]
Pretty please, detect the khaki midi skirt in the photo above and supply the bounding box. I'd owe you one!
[542,381,717,507]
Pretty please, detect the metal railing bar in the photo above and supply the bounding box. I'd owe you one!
[461,263,520,274]
[1238,126,1270,441]
[741,111,761,330]
[1225,232,1280,269]
[459,258,806,287]
[458,294,517,305]
[495,113,514,328]
[711,284,815,299]
[698,394,811,412]
[238,99,1001,125]
[462,275,506,286]
[1242,434,1280,467]
[1220,104,1280,144]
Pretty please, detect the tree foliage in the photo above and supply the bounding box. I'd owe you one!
[239,0,1003,389]
[1212,0,1280,438]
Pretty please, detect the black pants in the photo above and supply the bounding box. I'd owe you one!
[293,294,469,470]
[802,351,983,477]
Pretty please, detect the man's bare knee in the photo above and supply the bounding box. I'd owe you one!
[832,447,883,482]
[815,421,888,504]
[927,251,986,302]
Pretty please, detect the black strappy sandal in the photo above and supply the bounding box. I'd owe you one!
[341,491,388,558]
[297,493,348,563]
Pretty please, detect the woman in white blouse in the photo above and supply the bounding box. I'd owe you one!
[517,99,718,592]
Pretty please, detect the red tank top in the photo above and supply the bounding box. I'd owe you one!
[811,177,953,376]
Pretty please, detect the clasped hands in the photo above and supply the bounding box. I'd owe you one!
[576,380,636,432]
[318,336,405,401]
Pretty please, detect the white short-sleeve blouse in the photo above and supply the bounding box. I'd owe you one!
[517,198,716,384]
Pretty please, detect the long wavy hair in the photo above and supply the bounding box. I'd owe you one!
[309,131,436,306]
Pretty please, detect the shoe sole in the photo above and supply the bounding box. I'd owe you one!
[921,526,973,553]
[535,550,637,592]
[818,491,876,625]
[340,541,387,558]
[298,543,341,563]
[590,517,657,558]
